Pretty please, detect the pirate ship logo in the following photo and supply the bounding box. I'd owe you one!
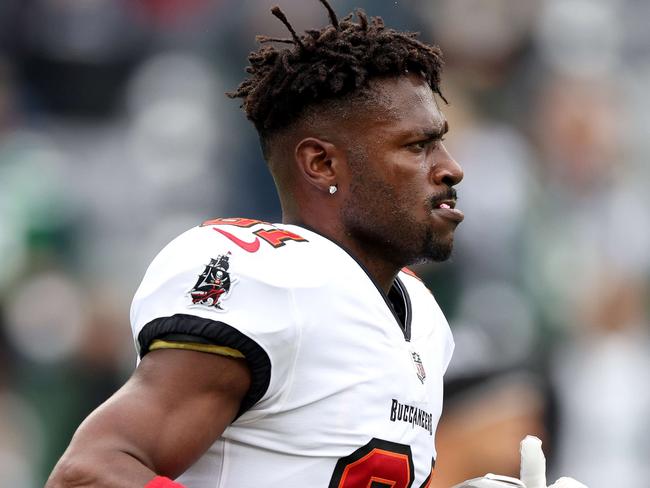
[189,253,233,310]
[411,352,426,384]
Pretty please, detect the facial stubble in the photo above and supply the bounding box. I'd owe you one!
[340,152,454,268]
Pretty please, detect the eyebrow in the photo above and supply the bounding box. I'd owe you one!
[409,120,449,139]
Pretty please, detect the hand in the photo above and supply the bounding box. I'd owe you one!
[519,435,587,488]
[547,479,588,488]
[450,473,525,487]
[451,436,588,488]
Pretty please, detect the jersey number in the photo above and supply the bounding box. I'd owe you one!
[328,438,433,488]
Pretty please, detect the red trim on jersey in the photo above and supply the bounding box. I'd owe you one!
[253,227,308,248]
[145,476,186,488]
[201,217,268,228]
[401,267,422,281]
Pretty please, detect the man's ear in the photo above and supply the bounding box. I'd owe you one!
[294,137,343,192]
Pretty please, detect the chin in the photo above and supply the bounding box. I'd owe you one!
[431,247,453,262]
[423,234,454,263]
[405,239,453,266]
[427,246,453,263]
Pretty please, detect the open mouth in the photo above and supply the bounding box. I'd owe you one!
[431,195,464,223]
[431,188,458,211]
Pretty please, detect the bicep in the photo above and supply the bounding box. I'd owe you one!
[69,348,251,479]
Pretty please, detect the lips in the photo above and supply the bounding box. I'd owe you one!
[431,188,458,209]
[431,192,464,223]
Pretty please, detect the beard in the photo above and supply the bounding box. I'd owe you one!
[340,156,454,267]
[418,225,454,263]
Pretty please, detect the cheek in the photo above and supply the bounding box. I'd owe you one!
[394,166,431,204]
[350,152,430,211]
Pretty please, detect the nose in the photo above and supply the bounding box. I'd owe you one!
[431,144,463,186]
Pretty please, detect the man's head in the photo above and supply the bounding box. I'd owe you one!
[338,74,463,266]
[229,1,463,269]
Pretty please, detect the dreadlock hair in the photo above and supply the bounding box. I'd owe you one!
[227,0,446,154]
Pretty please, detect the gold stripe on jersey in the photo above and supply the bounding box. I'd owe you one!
[149,339,245,358]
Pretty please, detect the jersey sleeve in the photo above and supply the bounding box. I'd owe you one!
[130,226,299,416]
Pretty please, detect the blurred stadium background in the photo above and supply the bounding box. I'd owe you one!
[0,0,649,487]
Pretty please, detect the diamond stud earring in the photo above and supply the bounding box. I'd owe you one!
[329,185,338,195]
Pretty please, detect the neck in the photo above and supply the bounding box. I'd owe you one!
[338,237,400,294]
[283,211,400,294]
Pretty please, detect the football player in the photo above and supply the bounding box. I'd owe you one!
[46,1,586,487]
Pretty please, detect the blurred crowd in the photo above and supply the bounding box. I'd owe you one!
[0,1,648,487]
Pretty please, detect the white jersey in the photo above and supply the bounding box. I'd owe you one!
[131,218,455,488]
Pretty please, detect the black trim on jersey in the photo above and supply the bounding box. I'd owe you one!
[156,333,213,345]
[137,314,271,415]
[389,277,413,341]
[419,458,435,488]
[294,224,413,341]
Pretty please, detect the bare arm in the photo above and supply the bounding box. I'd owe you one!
[46,348,251,488]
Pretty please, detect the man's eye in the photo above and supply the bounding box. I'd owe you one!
[410,138,444,151]
[409,140,429,150]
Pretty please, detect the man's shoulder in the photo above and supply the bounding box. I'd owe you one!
[163,217,312,255]
[151,217,325,287]
[197,217,311,253]
[132,217,322,332]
